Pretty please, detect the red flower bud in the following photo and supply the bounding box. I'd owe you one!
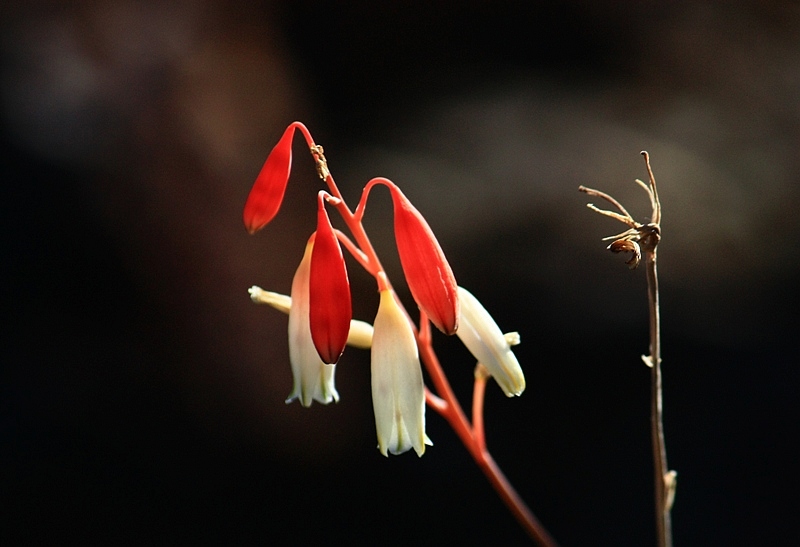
[389,185,459,335]
[243,124,296,234]
[309,194,352,364]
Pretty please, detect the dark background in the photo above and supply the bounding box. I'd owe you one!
[2,1,798,545]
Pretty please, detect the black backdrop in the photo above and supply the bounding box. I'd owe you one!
[3,2,799,545]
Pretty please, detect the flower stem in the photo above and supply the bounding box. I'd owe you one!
[417,318,558,547]
[639,151,672,547]
[472,364,489,453]
[645,246,672,547]
[581,152,673,547]
[293,123,389,283]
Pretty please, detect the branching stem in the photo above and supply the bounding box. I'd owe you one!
[418,318,558,547]
[581,152,674,547]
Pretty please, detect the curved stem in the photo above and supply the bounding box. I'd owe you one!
[293,123,389,286]
[424,386,448,413]
[417,317,473,443]
[472,365,489,453]
[334,229,370,270]
[417,318,558,547]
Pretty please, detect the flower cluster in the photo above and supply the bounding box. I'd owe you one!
[244,122,525,456]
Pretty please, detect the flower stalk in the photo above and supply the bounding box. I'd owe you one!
[244,122,557,545]
[417,317,558,546]
[580,151,675,547]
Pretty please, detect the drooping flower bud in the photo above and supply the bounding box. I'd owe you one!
[371,289,431,457]
[388,185,459,335]
[243,124,296,234]
[309,194,352,364]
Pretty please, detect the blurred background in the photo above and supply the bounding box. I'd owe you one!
[2,1,798,545]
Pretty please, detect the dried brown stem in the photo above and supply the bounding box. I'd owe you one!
[644,243,671,547]
[580,152,674,547]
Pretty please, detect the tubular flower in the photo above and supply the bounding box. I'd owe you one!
[309,194,352,364]
[286,239,339,407]
[388,184,459,335]
[371,289,431,457]
[243,124,296,234]
[456,286,526,397]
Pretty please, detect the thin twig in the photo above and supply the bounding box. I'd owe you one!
[580,152,673,547]
[579,185,635,223]
[644,244,671,547]
[638,151,671,547]
[641,151,661,225]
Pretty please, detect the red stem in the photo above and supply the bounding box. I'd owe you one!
[292,122,388,285]
[418,318,558,547]
[472,369,488,453]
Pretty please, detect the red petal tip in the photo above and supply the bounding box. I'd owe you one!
[309,197,352,364]
[242,125,296,233]
[390,186,459,335]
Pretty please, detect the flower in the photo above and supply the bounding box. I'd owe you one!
[371,289,432,456]
[248,285,374,348]
[388,184,459,335]
[309,193,351,364]
[243,123,296,234]
[248,284,373,405]
[456,287,525,397]
[286,239,340,406]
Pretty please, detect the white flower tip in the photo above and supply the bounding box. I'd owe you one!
[371,290,428,458]
[249,287,292,314]
[409,434,433,457]
[498,355,526,397]
[285,359,340,407]
[455,286,527,398]
[346,319,374,349]
[377,429,430,457]
[285,383,340,407]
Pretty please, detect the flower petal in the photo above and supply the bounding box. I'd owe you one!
[248,286,375,348]
[286,240,339,406]
[456,286,526,397]
[243,124,295,234]
[346,320,374,349]
[389,185,459,335]
[371,289,430,456]
[248,286,291,313]
[309,195,352,364]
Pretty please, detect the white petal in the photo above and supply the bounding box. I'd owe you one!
[249,286,291,313]
[371,290,428,456]
[456,286,526,397]
[249,286,374,348]
[285,242,339,406]
[345,319,374,349]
